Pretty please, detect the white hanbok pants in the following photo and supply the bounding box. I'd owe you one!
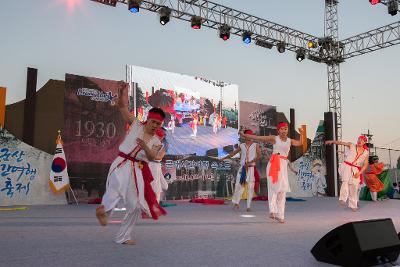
[268,191,286,220]
[232,182,255,209]
[102,162,140,244]
[339,180,359,209]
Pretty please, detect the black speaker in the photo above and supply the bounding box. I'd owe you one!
[311,218,400,266]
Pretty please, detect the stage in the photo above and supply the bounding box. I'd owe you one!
[1,197,399,267]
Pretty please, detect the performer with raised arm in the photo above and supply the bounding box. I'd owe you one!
[240,122,304,223]
[325,136,369,211]
[221,130,261,212]
[95,86,166,245]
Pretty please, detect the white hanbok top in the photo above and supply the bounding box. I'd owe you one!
[235,143,257,183]
[339,143,368,184]
[267,136,291,193]
[106,120,161,214]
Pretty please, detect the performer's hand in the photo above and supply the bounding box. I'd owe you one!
[354,172,360,178]
[298,127,305,135]
[239,131,245,138]
[136,138,147,150]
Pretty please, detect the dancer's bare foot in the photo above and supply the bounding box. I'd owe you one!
[351,208,358,212]
[246,208,252,212]
[276,218,285,224]
[339,200,346,206]
[122,240,136,245]
[96,205,108,226]
[269,213,275,219]
[232,204,240,211]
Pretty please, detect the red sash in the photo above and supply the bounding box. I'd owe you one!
[118,152,166,220]
[254,167,260,193]
[344,161,364,185]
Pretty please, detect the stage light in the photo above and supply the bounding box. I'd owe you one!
[219,25,231,41]
[242,31,252,44]
[276,42,286,53]
[296,49,305,62]
[159,6,171,25]
[388,0,398,15]
[307,40,317,49]
[369,0,381,5]
[191,16,202,29]
[128,0,142,13]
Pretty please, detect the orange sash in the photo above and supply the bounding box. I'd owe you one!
[269,154,288,184]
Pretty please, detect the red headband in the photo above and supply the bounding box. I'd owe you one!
[358,135,367,142]
[244,130,254,135]
[155,128,166,139]
[277,122,288,130]
[147,111,165,123]
[358,135,369,150]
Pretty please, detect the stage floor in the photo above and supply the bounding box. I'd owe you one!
[1,197,399,267]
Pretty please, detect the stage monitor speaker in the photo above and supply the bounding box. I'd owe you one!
[206,148,218,157]
[311,218,400,267]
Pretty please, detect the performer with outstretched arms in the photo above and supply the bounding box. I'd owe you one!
[325,136,369,211]
[96,86,166,245]
[221,130,261,212]
[240,122,304,223]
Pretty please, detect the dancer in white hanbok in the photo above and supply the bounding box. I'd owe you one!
[169,114,175,134]
[325,136,369,211]
[241,122,304,223]
[212,115,219,134]
[96,92,167,245]
[221,130,261,212]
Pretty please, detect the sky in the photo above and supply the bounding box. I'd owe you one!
[0,0,399,150]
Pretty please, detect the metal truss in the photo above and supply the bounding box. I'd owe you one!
[114,0,400,62]
[341,21,400,59]
[324,0,343,163]
[111,0,400,145]
[117,0,320,55]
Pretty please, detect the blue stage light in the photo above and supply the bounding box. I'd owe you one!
[242,32,252,44]
[129,6,139,13]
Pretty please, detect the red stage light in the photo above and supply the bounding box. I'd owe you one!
[369,0,381,5]
[219,25,231,41]
[191,16,202,30]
